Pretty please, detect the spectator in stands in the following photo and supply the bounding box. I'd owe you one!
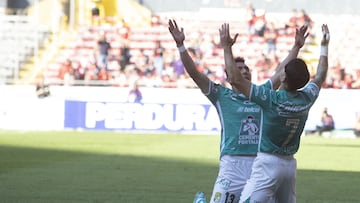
[245,3,257,37]
[258,52,280,84]
[263,22,278,55]
[72,61,86,81]
[97,67,111,82]
[161,57,177,87]
[161,74,176,88]
[298,9,314,34]
[96,34,111,70]
[253,10,267,37]
[343,73,355,89]
[187,47,203,74]
[119,40,131,71]
[84,62,99,85]
[199,33,215,58]
[117,19,131,40]
[285,9,299,34]
[127,82,143,103]
[153,40,165,77]
[325,59,346,88]
[171,52,186,78]
[58,58,73,83]
[134,49,149,71]
[151,14,162,27]
[133,49,152,77]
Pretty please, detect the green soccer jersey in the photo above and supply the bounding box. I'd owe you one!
[205,81,271,158]
[250,82,320,155]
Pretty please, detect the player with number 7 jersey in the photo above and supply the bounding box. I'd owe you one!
[252,84,318,156]
[222,22,330,203]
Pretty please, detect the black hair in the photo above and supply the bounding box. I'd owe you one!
[234,56,249,72]
[285,58,310,91]
[234,57,245,63]
[225,56,249,80]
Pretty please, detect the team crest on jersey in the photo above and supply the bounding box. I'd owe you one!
[240,115,260,136]
[213,192,222,203]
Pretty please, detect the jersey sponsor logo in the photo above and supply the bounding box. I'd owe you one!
[276,101,312,115]
[237,106,261,113]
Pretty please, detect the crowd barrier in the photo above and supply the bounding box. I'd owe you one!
[0,85,359,132]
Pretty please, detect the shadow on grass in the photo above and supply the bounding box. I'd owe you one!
[0,145,218,203]
[0,146,359,203]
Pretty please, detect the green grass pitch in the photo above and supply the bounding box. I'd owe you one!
[0,130,359,203]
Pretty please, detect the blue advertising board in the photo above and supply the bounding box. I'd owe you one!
[64,100,221,132]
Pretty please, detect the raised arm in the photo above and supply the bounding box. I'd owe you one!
[218,23,238,85]
[311,24,330,88]
[168,19,210,93]
[219,23,252,97]
[270,25,309,89]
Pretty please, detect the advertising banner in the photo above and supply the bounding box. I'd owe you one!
[64,100,221,132]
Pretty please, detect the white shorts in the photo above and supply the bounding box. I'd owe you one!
[239,152,297,203]
[209,155,255,203]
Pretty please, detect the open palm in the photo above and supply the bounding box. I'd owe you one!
[219,23,238,48]
[168,19,185,46]
[321,24,330,46]
[295,25,309,48]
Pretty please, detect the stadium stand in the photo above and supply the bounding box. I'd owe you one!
[1,1,360,89]
[0,15,51,83]
[40,9,317,87]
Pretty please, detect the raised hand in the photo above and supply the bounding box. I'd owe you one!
[168,19,185,46]
[219,23,238,49]
[295,25,309,48]
[321,24,330,46]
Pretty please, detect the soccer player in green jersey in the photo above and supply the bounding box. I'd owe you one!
[220,23,330,203]
[168,19,309,203]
